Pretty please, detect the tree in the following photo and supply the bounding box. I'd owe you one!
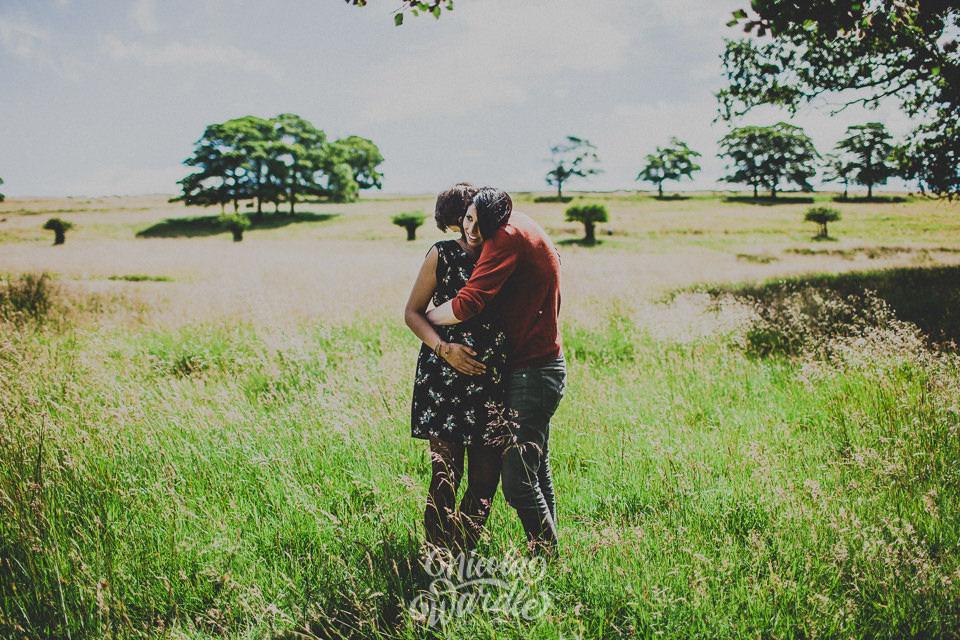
[320,136,384,203]
[637,138,702,198]
[545,136,602,199]
[822,153,857,200]
[271,113,327,216]
[173,119,260,213]
[174,114,384,214]
[332,136,384,191]
[43,218,74,245]
[565,204,608,244]
[718,123,819,199]
[835,123,896,199]
[218,213,251,242]
[804,206,841,239]
[720,2,960,198]
[393,212,426,241]
[0,176,4,202]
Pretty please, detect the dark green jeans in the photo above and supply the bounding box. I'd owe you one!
[501,354,566,554]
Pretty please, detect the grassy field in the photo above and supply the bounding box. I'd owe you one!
[1,191,959,639]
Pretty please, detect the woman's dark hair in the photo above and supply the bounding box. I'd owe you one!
[471,187,512,240]
[434,182,479,231]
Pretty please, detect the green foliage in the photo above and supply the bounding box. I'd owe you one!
[0,175,4,202]
[174,114,384,215]
[719,123,819,199]
[545,136,602,199]
[804,205,841,239]
[217,212,251,242]
[836,123,897,198]
[721,1,960,198]
[564,203,608,244]
[733,286,905,358]
[711,264,960,346]
[329,135,384,191]
[4,288,960,638]
[392,211,426,241]
[107,274,173,282]
[42,217,74,245]
[637,138,702,197]
[0,272,55,325]
[821,152,857,199]
[347,0,454,25]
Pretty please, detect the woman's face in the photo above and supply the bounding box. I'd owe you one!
[462,204,484,248]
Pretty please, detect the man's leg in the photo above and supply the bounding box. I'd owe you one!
[501,356,565,555]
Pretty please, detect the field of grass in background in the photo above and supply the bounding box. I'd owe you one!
[1,192,959,639]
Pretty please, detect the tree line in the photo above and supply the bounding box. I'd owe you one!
[548,121,900,200]
[172,114,384,216]
[353,1,960,201]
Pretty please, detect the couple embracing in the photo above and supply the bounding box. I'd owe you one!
[404,184,565,557]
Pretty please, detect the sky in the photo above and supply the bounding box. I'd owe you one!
[0,0,917,198]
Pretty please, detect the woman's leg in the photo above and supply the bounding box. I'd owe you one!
[458,442,503,549]
[425,437,465,548]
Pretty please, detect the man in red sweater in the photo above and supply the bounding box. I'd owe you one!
[428,187,565,556]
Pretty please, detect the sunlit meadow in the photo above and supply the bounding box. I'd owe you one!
[1,192,959,639]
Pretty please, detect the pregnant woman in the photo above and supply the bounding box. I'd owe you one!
[404,183,509,551]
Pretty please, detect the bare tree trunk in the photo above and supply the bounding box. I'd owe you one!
[584,222,596,244]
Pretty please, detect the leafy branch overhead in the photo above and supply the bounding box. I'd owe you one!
[721,1,960,198]
[345,0,453,25]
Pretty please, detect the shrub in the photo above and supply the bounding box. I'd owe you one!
[43,217,74,245]
[565,204,608,244]
[392,212,426,241]
[804,206,840,239]
[0,272,55,325]
[217,213,251,242]
[735,285,915,359]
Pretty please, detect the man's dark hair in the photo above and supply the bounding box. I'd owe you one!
[472,187,512,240]
[434,182,479,231]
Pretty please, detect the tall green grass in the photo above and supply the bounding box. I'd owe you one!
[1,276,958,639]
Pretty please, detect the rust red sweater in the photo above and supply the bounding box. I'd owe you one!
[451,211,562,369]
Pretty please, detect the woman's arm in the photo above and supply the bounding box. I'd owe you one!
[404,246,486,375]
[404,246,444,350]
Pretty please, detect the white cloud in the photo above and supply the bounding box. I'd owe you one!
[99,34,284,81]
[0,17,52,63]
[355,0,633,124]
[131,0,161,34]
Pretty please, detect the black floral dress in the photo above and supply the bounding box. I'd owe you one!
[411,240,509,446]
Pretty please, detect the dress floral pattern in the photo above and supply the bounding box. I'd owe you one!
[411,240,509,445]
